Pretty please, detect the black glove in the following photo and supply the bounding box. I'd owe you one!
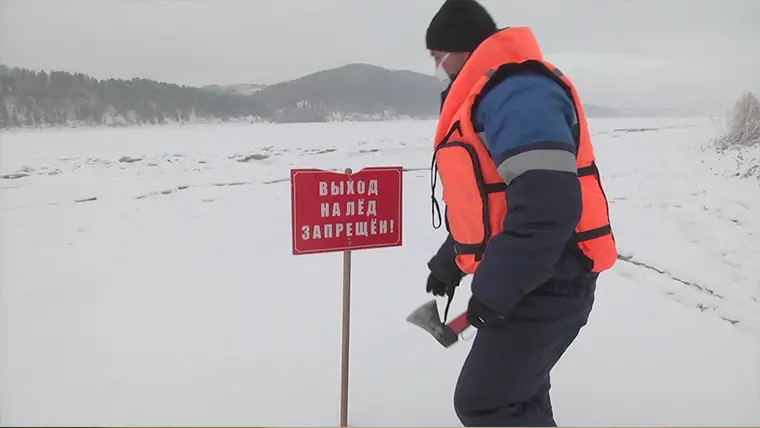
[466,294,505,329]
[426,234,465,297]
[426,271,455,297]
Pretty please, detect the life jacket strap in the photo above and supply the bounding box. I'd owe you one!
[443,289,455,324]
[575,160,615,244]
[578,161,598,177]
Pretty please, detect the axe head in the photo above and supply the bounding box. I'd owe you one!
[406,299,460,348]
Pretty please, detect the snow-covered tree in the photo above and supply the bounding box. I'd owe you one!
[715,92,760,149]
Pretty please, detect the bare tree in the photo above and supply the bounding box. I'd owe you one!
[714,92,760,149]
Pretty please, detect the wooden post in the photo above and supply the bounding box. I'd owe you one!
[339,167,353,427]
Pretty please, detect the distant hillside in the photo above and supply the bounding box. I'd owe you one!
[0,62,632,129]
[202,83,268,95]
[251,63,442,122]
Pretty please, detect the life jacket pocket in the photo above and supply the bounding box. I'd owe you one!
[432,139,506,261]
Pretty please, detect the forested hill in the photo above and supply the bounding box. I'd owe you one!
[0,64,270,128]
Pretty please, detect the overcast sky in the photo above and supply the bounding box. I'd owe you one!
[1,0,759,113]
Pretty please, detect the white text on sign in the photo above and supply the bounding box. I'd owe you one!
[300,219,396,240]
[301,177,395,241]
[321,199,377,217]
[319,179,380,196]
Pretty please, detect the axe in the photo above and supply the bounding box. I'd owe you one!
[406,299,470,348]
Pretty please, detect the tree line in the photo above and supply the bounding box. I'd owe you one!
[0,64,271,129]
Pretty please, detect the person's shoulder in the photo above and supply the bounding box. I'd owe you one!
[477,69,575,120]
[475,69,577,159]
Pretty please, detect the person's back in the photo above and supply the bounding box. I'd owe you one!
[422,1,617,426]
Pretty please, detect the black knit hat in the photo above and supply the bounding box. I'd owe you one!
[426,0,498,53]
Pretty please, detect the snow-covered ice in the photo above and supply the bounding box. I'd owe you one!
[1,118,759,426]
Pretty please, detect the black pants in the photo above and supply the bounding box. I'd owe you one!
[453,274,596,427]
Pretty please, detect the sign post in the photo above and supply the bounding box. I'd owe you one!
[290,165,403,427]
[340,192,351,428]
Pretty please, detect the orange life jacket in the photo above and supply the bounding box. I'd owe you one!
[431,26,617,275]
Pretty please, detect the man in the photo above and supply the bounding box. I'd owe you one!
[422,1,618,426]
